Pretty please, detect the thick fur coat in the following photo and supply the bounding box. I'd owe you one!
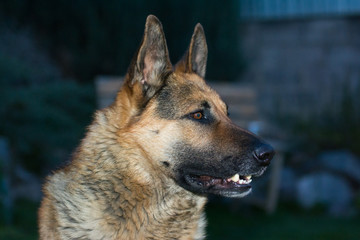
[39,15,274,240]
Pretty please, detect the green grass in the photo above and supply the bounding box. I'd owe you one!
[0,200,39,240]
[206,202,360,240]
[1,200,359,239]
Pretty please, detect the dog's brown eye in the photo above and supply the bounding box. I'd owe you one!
[193,112,203,120]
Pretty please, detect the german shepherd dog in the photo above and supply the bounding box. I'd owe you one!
[39,15,274,239]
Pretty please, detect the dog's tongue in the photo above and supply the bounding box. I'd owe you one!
[199,176,212,181]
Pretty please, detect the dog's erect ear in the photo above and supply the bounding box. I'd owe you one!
[127,15,172,100]
[175,23,208,78]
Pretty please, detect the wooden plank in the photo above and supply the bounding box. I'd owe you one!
[95,76,123,108]
[210,83,257,101]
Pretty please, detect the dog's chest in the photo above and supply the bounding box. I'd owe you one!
[112,189,207,239]
[143,209,206,240]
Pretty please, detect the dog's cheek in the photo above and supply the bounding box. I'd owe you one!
[178,122,214,148]
[134,119,183,167]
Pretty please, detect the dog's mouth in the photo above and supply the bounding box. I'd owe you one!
[183,170,265,198]
[187,173,252,187]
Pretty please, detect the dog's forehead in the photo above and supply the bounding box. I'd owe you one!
[154,72,226,119]
[172,73,225,107]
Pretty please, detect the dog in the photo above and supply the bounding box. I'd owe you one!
[38,15,274,240]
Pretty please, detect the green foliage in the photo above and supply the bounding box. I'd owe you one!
[206,203,360,240]
[0,31,95,174]
[0,83,94,174]
[0,200,38,240]
[0,0,242,81]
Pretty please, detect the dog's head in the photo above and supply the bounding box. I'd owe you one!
[116,15,274,198]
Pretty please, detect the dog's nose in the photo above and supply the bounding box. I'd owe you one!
[253,143,275,166]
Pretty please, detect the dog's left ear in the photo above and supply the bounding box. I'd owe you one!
[175,23,208,78]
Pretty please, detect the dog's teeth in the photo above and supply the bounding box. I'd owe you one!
[227,174,253,184]
[246,178,252,184]
[230,173,239,182]
[245,175,252,180]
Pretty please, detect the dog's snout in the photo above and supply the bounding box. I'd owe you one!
[253,143,275,166]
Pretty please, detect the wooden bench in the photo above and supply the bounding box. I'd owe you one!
[96,76,259,129]
[95,76,285,214]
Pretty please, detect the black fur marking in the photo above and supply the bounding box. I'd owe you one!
[155,82,198,120]
[155,85,177,119]
[171,138,267,197]
[201,101,210,109]
[162,161,170,167]
[225,103,230,116]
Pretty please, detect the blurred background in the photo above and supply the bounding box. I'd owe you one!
[1,0,360,239]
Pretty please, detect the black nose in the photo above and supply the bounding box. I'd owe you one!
[253,143,275,166]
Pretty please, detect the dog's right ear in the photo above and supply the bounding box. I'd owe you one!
[125,15,172,103]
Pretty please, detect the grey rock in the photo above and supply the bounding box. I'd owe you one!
[318,150,360,183]
[296,172,353,215]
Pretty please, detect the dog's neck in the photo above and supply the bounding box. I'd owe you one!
[72,109,207,239]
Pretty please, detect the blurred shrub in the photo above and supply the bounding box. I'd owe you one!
[0,26,95,175]
[0,0,242,82]
[282,84,360,155]
[0,82,94,174]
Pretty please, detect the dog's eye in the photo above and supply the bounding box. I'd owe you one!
[192,112,203,120]
[186,110,213,124]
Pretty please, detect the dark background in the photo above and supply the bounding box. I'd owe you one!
[1,0,360,239]
[0,0,241,82]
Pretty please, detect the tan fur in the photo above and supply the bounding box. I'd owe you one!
[39,15,273,240]
[39,102,208,239]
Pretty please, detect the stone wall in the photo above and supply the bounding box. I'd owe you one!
[239,17,360,122]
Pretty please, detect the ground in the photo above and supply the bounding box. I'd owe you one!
[0,199,359,240]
